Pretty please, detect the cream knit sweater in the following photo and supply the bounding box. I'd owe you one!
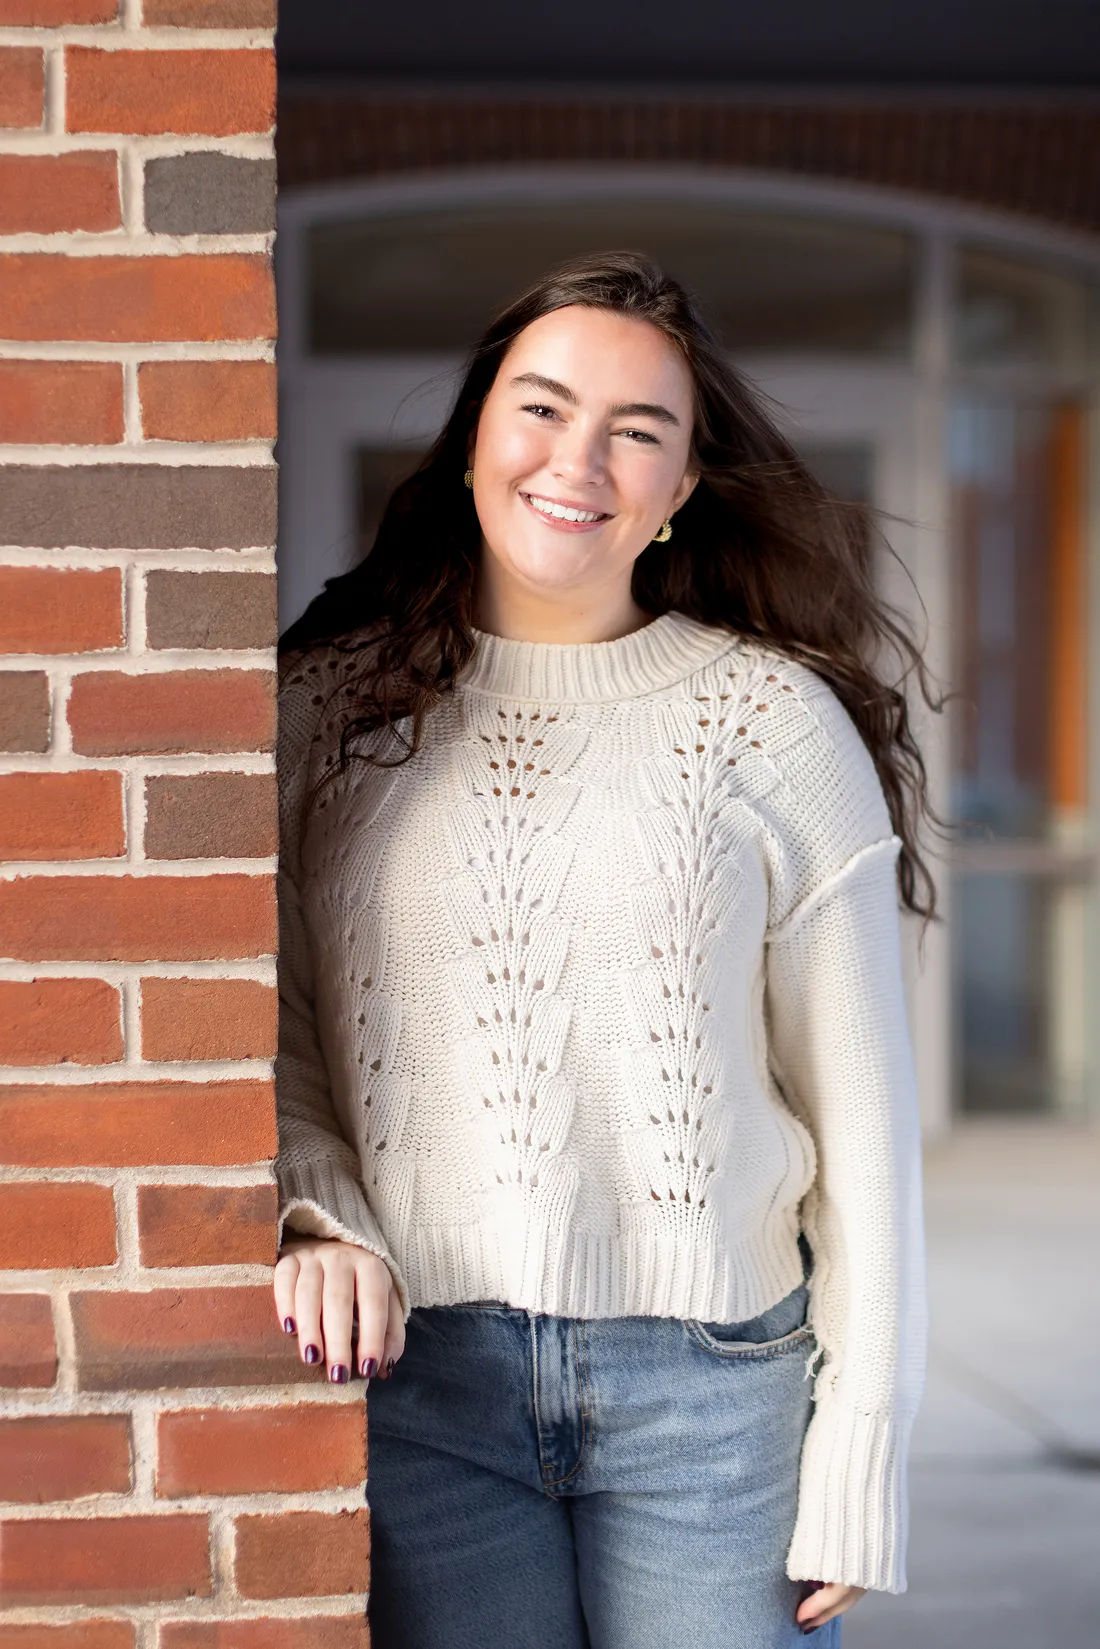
[275,609,927,1594]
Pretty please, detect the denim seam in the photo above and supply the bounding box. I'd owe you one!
[683,1322,817,1361]
[540,1318,592,1493]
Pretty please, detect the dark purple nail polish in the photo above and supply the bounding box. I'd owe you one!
[385,1356,395,1378]
[282,1317,296,1335]
[303,1343,321,1364]
[361,1356,377,1378]
[330,1363,349,1384]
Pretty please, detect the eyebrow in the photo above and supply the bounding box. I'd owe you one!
[508,372,681,427]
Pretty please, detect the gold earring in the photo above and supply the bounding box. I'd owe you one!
[464,469,475,489]
[653,518,672,543]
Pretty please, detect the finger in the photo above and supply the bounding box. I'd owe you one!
[319,1252,356,1383]
[293,1250,325,1368]
[380,1282,406,1377]
[797,1584,859,1628]
[354,1255,392,1378]
[272,1251,301,1335]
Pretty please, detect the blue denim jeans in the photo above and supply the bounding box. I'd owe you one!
[364,1278,841,1648]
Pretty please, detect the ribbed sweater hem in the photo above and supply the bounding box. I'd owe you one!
[281,1161,810,1325]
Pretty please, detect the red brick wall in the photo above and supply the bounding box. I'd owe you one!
[0,1,370,1637]
[277,93,1100,237]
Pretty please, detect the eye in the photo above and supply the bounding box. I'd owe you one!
[618,428,660,445]
[521,403,560,421]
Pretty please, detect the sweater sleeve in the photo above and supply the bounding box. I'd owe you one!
[274,661,411,1317]
[759,671,927,1593]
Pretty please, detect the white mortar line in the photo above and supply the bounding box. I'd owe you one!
[0,132,275,158]
[0,27,276,47]
[0,442,275,464]
[122,358,143,442]
[0,1055,275,1080]
[121,971,142,1059]
[120,141,145,241]
[0,648,274,670]
[43,41,65,137]
[0,754,276,776]
[0,549,276,571]
[0,340,276,361]
[0,231,274,255]
[0,958,277,980]
[51,672,74,756]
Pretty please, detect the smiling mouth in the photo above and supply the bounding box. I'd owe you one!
[521,492,612,525]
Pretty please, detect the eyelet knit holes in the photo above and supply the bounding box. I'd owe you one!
[449,702,579,1208]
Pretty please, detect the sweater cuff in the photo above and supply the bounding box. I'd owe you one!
[786,1393,915,1594]
[276,1156,410,1319]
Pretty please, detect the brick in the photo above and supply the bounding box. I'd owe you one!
[157,1402,365,1495]
[0,1626,135,1649]
[0,568,122,655]
[0,1414,131,1502]
[0,1182,117,1269]
[139,360,276,443]
[0,1294,56,1388]
[0,1079,275,1167]
[0,257,275,345]
[140,977,277,1061]
[143,0,274,23]
[71,1286,312,1390]
[0,360,123,444]
[69,671,274,756]
[0,772,124,861]
[0,154,120,237]
[0,977,123,1065]
[0,464,276,551]
[145,155,276,235]
[0,48,43,130]
[144,774,277,861]
[235,1510,370,1599]
[0,672,49,753]
[159,1621,368,1649]
[139,1182,277,1267]
[0,873,275,962]
[0,1,118,19]
[67,49,275,138]
[0,1514,211,1605]
[146,571,277,651]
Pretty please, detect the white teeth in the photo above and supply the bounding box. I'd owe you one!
[527,494,604,523]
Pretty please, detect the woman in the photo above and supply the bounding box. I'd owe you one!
[271,251,931,1647]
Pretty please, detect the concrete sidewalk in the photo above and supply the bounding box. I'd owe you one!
[845,1120,1100,1648]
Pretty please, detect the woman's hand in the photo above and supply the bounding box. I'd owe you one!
[273,1235,404,1384]
[796,1582,866,1633]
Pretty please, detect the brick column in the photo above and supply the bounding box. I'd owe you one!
[0,2,370,1641]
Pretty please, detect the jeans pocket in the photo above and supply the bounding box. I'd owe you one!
[683,1281,815,1360]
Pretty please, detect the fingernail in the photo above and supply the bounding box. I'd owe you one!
[330,1363,349,1384]
[304,1343,321,1364]
[361,1356,377,1378]
[385,1356,395,1378]
[282,1316,296,1335]
[799,1627,822,1637]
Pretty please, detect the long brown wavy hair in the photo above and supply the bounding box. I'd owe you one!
[281,250,943,920]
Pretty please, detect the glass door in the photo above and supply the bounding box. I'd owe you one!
[948,397,1093,1114]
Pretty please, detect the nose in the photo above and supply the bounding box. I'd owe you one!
[550,421,606,489]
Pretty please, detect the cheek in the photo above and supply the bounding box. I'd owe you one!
[611,445,686,514]
[479,412,548,487]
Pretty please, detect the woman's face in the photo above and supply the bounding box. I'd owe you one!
[469,305,698,604]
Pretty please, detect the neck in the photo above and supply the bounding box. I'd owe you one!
[472,557,652,646]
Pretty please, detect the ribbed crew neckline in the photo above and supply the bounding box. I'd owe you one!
[459,609,740,703]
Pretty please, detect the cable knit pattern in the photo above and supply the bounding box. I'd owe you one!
[274,609,926,1593]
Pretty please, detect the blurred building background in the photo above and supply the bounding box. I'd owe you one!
[275,0,1100,1143]
[273,7,1100,1642]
